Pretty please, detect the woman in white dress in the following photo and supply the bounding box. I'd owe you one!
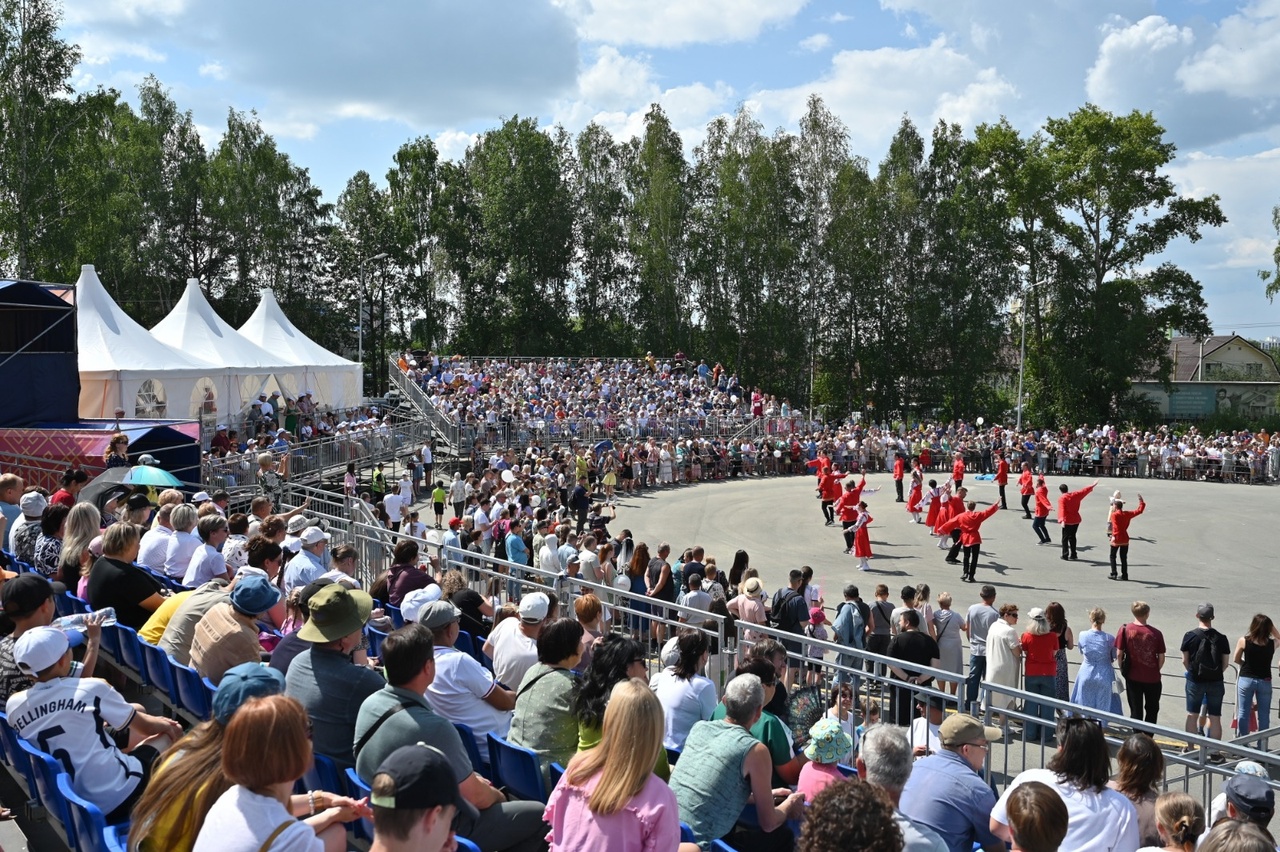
[658,444,674,485]
[985,603,1023,718]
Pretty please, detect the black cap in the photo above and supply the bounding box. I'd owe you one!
[297,577,335,618]
[125,493,154,511]
[371,743,467,812]
[2,574,64,617]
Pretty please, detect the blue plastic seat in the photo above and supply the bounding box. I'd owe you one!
[171,657,212,721]
[453,722,491,780]
[54,591,77,619]
[0,711,37,800]
[385,603,404,628]
[19,742,75,847]
[837,763,856,777]
[344,767,376,840]
[456,839,482,852]
[366,624,389,658]
[114,625,148,686]
[549,761,565,790]
[486,733,547,803]
[301,752,347,796]
[96,623,122,663]
[138,639,178,707]
[666,746,682,766]
[710,840,739,852]
[455,629,476,657]
[58,772,124,852]
[680,822,696,843]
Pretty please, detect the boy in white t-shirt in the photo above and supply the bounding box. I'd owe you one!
[6,626,182,822]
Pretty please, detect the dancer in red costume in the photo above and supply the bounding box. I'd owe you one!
[1108,495,1145,581]
[994,453,1010,510]
[816,465,842,526]
[922,479,942,532]
[938,499,1000,582]
[893,453,906,502]
[851,502,874,571]
[1017,462,1034,519]
[836,475,866,553]
[905,458,924,523]
[951,452,966,490]
[1031,475,1052,544]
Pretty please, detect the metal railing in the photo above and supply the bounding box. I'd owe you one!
[386,357,460,453]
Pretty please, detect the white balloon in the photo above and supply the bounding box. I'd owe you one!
[773,450,783,458]
[501,469,516,483]
[530,495,542,507]
[977,417,985,426]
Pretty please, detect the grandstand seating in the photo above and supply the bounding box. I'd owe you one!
[56,774,128,852]
[486,733,547,803]
[20,740,74,848]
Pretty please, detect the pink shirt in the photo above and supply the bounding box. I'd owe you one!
[797,760,846,800]
[544,769,680,852]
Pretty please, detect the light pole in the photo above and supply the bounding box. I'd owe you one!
[1015,283,1039,432]
[357,252,388,390]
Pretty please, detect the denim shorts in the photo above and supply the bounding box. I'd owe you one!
[1185,679,1225,715]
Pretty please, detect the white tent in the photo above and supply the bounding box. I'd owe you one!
[76,265,231,420]
[238,288,362,409]
[150,279,304,418]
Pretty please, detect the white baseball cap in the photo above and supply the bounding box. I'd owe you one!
[519,592,549,622]
[300,527,331,546]
[14,626,70,675]
[192,491,212,503]
[401,585,444,623]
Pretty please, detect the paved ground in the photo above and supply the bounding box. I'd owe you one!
[610,470,1275,732]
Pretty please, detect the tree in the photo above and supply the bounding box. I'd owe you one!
[1038,104,1225,421]
[1261,202,1280,302]
[386,136,448,351]
[568,122,631,355]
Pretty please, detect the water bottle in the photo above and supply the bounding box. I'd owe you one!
[51,607,117,631]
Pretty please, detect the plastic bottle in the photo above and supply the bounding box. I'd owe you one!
[51,607,117,631]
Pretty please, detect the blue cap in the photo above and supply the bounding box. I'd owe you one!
[213,663,285,725]
[229,574,282,616]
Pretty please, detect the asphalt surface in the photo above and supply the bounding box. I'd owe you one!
[610,469,1275,731]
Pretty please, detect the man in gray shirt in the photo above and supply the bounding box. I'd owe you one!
[963,585,1000,715]
[354,623,545,852]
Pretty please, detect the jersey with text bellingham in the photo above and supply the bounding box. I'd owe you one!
[6,677,140,813]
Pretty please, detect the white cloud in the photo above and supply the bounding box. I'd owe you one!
[1177,0,1280,99]
[752,38,1015,153]
[577,47,657,110]
[436,130,478,162]
[259,117,319,140]
[75,32,166,65]
[198,61,226,80]
[1165,148,1280,275]
[1086,15,1193,107]
[63,0,188,26]
[826,12,853,23]
[553,0,808,47]
[799,33,832,52]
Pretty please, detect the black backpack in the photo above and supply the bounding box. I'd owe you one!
[1191,629,1222,680]
[773,589,803,632]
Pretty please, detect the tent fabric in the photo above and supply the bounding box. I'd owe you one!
[0,280,79,426]
[238,288,361,409]
[75,265,228,420]
[150,279,303,415]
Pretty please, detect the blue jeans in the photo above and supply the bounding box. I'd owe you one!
[1237,677,1273,736]
[965,654,986,714]
[1024,675,1057,740]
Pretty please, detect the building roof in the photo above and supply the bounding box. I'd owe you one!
[1166,335,1279,382]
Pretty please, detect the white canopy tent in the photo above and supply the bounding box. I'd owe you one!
[150,279,305,419]
[238,288,361,409]
[76,265,231,420]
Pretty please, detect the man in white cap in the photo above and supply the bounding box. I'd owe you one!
[9,490,48,562]
[483,592,548,690]
[284,526,332,593]
[400,586,444,625]
[6,626,182,821]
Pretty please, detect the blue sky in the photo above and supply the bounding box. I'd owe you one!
[63,0,1280,337]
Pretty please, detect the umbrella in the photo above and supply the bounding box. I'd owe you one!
[123,465,183,488]
[788,684,827,751]
[593,439,614,454]
[79,467,130,508]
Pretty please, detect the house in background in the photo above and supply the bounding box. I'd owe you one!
[1132,335,1280,420]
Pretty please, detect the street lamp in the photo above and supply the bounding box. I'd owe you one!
[358,252,389,390]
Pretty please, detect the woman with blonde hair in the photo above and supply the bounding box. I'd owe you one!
[1021,608,1059,741]
[933,591,964,695]
[1070,606,1119,716]
[544,678,683,852]
[1137,792,1203,852]
[914,583,937,640]
[56,502,101,587]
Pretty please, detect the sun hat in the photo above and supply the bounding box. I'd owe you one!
[19,492,48,519]
[286,515,312,535]
[743,577,763,596]
[230,574,282,616]
[297,585,373,642]
[803,717,853,764]
[809,607,827,625]
[213,663,286,725]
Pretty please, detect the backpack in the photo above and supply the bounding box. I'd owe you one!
[1191,628,1222,681]
[773,589,803,632]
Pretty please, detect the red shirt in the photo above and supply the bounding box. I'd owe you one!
[1056,483,1096,525]
[1115,622,1165,683]
[1021,631,1059,677]
[1034,485,1051,518]
[1018,470,1034,495]
[49,489,75,508]
[893,457,905,480]
[819,472,842,501]
[836,492,861,522]
[1108,500,1145,545]
[952,459,965,479]
[994,458,1009,485]
[938,501,1000,545]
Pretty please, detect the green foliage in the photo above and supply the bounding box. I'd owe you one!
[0,10,1230,423]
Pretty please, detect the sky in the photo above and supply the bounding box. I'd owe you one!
[62,0,1280,338]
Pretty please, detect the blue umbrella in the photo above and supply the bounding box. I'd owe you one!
[123,465,183,488]
[593,439,614,454]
